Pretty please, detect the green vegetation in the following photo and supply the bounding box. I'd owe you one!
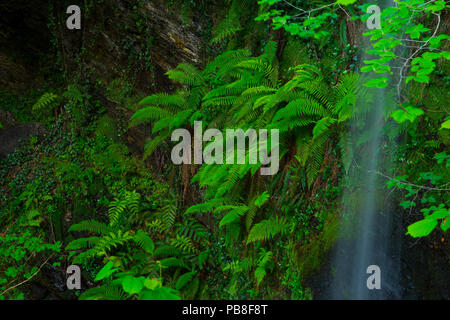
[0,0,448,300]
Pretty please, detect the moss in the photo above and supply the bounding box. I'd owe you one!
[295,212,340,280]
[95,115,118,140]
[279,37,311,75]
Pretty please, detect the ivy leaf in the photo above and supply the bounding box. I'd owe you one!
[406,74,430,84]
[429,34,450,48]
[427,208,449,220]
[5,267,18,278]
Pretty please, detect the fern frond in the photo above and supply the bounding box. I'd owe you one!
[32,92,58,113]
[66,236,99,250]
[129,106,174,128]
[143,132,170,160]
[170,234,198,254]
[211,0,242,45]
[154,245,182,257]
[166,63,203,86]
[79,284,126,300]
[92,231,133,257]
[68,220,111,235]
[247,216,289,244]
[133,230,154,254]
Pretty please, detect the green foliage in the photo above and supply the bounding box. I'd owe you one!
[32,92,58,115]
[1,0,447,301]
[128,40,357,296]
[407,206,449,237]
[247,216,290,244]
[391,105,425,123]
[211,0,244,45]
[387,152,450,238]
[0,230,61,299]
[361,1,449,89]
[256,0,341,41]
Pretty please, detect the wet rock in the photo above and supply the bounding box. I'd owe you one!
[0,109,17,129]
[0,122,45,159]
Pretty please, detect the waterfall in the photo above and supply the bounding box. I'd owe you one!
[327,0,402,300]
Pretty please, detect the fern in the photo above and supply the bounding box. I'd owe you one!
[79,284,126,300]
[218,205,249,228]
[129,106,174,127]
[176,271,197,290]
[211,0,243,45]
[175,219,208,242]
[133,230,155,254]
[32,92,58,113]
[247,216,290,244]
[160,257,188,269]
[65,236,99,250]
[166,63,203,86]
[254,250,273,286]
[170,234,198,254]
[154,245,181,258]
[63,85,83,104]
[108,191,140,227]
[91,231,133,256]
[68,220,111,235]
[160,200,178,231]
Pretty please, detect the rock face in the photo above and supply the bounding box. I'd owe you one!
[0,109,17,129]
[0,0,52,91]
[0,0,212,157]
[57,0,207,93]
[1,0,208,93]
[0,122,45,159]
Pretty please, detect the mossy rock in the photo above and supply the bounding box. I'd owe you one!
[295,212,340,280]
[95,114,118,140]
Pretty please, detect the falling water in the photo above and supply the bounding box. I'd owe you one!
[326,0,402,299]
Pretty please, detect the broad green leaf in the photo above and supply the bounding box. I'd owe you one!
[94,261,118,281]
[336,0,356,6]
[144,278,161,290]
[364,77,388,88]
[406,218,438,238]
[391,106,424,124]
[122,276,144,295]
[440,119,450,130]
